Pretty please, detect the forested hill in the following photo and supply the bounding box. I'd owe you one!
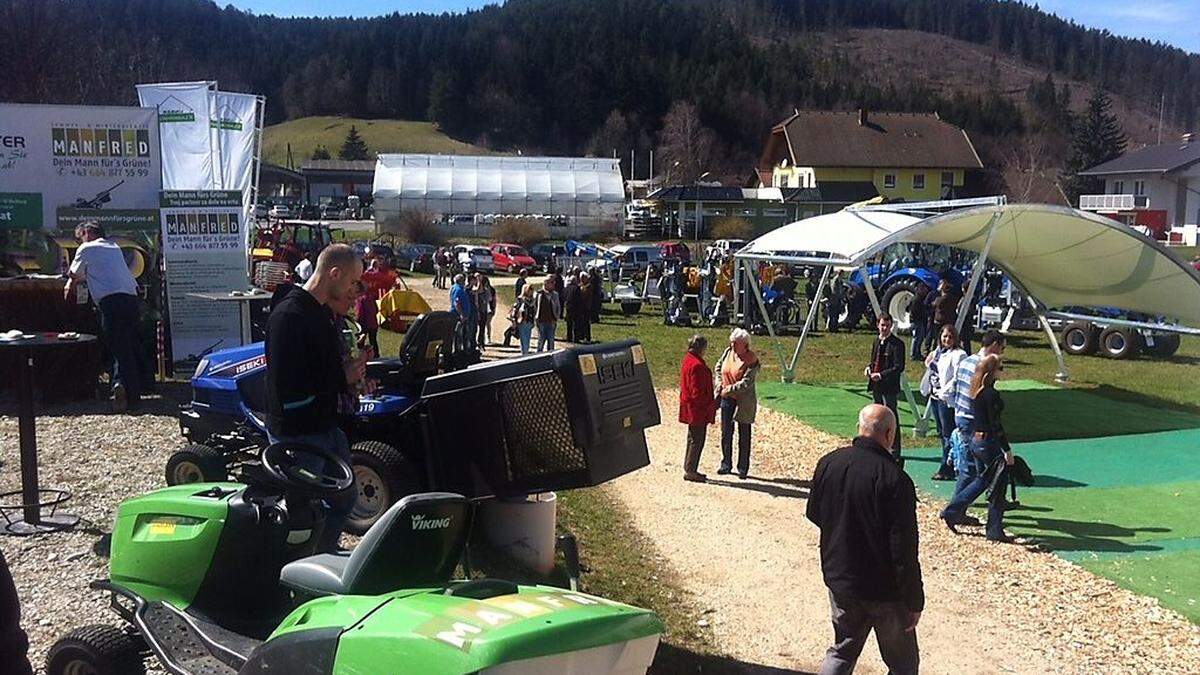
[3,0,1197,177]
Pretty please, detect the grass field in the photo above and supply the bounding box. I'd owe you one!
[262,116,489,166]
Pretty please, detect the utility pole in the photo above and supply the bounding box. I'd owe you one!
[1158,91,1165,145]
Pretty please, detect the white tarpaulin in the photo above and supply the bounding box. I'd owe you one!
[864,203,1200,327]
[137,81,217,190]
[0,103,162,231]
[738,210,922,263]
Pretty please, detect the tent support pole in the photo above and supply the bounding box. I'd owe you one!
[861,265,928,437]
[955,211,1003,337]
[785,264,830,382]
[1031,297,1069,383]
[741,259,788,377]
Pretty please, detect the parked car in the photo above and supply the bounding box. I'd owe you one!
[529,243,567,271]
[710,239,747,255]
[268,204,291,220]
[490,243,537,273]
[453,244,495,272]
[252,203,269,220]
[397,244,437,273]
[320,203,344,220]
[588,244,662,279]
[658,241,692,263]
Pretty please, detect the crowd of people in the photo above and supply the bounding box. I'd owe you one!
[449,263,605,356]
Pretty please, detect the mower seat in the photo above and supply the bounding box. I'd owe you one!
[366,311,457,389]
[278,492,471,597]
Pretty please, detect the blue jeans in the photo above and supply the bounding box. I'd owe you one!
[719,398,751,474]
[98,293,143,400]
[518,322,534,355]
[931,399,956,475]
[537,321,556,352]
[266,427,354,553]
[911,322,927,360]
[941,434,1008,540]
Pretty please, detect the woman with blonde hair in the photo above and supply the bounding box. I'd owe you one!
[940,354,1015,542]
[714,327,760,479]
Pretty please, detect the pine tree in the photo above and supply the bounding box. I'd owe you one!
[1061,88,1128,202]
[310,145,331,160]
[338,125,369,161]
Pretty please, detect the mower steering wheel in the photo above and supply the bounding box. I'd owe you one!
[261,442,354,496]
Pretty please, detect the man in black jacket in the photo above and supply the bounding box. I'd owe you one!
[266,243,368,553]
[865,313,905,458]
[807,404,923,675]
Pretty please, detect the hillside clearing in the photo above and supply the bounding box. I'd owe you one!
[262,116,489,166]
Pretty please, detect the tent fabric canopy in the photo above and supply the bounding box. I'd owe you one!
[738,210,921,263]
[739,203,1200,327]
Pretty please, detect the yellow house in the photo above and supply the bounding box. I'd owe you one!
[756,109,983,201]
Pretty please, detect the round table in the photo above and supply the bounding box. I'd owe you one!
[0,333,95,536]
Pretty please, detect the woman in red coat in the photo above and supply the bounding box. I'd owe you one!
[679,334,717,482]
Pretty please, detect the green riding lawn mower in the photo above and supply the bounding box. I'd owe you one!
[47,340,665,674]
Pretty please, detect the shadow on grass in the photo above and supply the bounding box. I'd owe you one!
[653,642,813,674]
[1004,512,1172,554]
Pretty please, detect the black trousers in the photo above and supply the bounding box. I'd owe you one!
[573,315,591,343]
[719,398,751,474]
[819,590,918,675]
[684,424,706,474]
[98,293,144,400]
[872,389,902,455]
[0,549,33,675]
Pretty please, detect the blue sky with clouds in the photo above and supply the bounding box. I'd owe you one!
[227,0,1199,53]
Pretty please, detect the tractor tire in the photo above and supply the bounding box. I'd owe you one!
[880,279,921,335]
[165,443,227,485]
[1098,326,1142,359]
[1145,332,1181,358]
[1060,321,1098,356]
[46,624,146,675]
[346,441,424,535]
[621,302,642,316]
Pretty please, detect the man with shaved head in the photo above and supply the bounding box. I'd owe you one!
[266,243,368,552]
[806,404,923,675]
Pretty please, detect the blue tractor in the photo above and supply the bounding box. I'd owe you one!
[168,311,459,535]
[840,243,973,333]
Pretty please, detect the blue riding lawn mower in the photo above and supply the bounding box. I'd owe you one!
[169,312,462,533]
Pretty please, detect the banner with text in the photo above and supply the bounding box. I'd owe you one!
[213,91,260,239]
[137,81,217,191]
[0,103,161,230]
[160,190,247,362]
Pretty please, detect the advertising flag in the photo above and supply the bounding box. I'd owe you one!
[137,81,217,190]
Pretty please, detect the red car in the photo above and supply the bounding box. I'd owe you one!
[658,241,692,263]
[490,243,537,273]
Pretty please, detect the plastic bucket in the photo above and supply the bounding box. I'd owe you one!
[478,492,557,575]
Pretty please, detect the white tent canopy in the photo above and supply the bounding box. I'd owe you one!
[860,204,1200,327]
[738,209,922,264]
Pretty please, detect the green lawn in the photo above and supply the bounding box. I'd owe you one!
[262,116,489,166]
[591,303,1200,413]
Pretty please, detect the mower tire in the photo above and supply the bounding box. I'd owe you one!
[46,624,146,675]
[1098,326,1141,359]
[620,302,642,316]
[347,441,423,535]
[1145,332,1181,357]
[165,444,227,485]
[1060,321,1098,356]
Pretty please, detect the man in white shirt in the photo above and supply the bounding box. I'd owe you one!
[64,221,144,411]
[294,252,315,282]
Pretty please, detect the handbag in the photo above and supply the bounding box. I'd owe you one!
[919,366,934,398]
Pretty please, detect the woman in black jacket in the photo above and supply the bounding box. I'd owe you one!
[939,354,1014,542]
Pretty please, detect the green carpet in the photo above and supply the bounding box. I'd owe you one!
[759,381,1200,623]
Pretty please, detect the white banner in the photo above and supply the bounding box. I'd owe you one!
[137,81,216,190]
[0,103,162,232]
[212,91,260,240]
[160,190,248,361]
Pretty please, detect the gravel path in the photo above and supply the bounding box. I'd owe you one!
[609,388,1200,673]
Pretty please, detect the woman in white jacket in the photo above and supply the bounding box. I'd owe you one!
[926,323,966,480]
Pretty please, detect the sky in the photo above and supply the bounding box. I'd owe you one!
[226,0,1199,54]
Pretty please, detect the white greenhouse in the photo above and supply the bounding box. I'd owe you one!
[372,154,626,236]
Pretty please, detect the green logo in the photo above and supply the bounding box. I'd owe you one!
[157,95,197,124]
[51,127,151,158]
